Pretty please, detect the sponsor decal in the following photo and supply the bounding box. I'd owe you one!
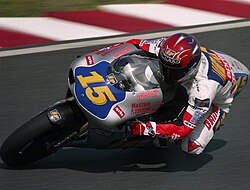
[204,107,219,130]
[107,73,118,85]
[190,110,203,124]
[131,102,159,115]
[113,105,125,119]
[139,40,148,46]
[49,109,62,122]
[194,98,210,108]
[85,55,94,65]
[137,89,159,100]
[139,39,156,46]
[94,43,123,56]
[162,48,180,65]
[95,43,131,57]
[132,102,150,108]
[131,102,150,114]
[113,46,132,58]
[164,48,176,58]
[193,79,200,92]
[215,53,232,82]
[233,73,248,97]
[54,131,78,148]
[95,48,112,56]
[183,120,196,128]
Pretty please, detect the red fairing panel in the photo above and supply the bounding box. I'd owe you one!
[126,39,151,53]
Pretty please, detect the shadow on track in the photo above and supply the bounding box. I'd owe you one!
[0,139,227,173]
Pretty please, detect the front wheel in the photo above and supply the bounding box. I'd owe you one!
[0,99,87,167]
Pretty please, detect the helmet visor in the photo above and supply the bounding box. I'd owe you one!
[159,60,189,84]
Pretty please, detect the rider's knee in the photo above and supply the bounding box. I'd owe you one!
[181,138,204,155]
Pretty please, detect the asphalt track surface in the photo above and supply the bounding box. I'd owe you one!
[0,26,250,190]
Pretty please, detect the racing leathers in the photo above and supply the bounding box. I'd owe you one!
[127,38,249,154]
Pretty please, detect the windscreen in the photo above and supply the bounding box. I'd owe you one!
[107,55,160,92]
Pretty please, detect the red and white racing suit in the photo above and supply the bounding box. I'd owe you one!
[126,38,249,154]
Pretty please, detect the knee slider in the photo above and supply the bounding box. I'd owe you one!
[181,138,204,155]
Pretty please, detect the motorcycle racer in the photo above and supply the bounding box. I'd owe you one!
[126,33,249,154]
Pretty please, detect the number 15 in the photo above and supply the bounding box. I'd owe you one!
[77,71,117,105]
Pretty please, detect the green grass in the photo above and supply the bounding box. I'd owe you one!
[0,0,161,17]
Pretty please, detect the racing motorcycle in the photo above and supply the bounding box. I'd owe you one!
[0,43,176,167]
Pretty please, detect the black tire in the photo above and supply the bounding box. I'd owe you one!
[0,110,67,167]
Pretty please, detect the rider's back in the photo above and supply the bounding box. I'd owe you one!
[182,47,249,113]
